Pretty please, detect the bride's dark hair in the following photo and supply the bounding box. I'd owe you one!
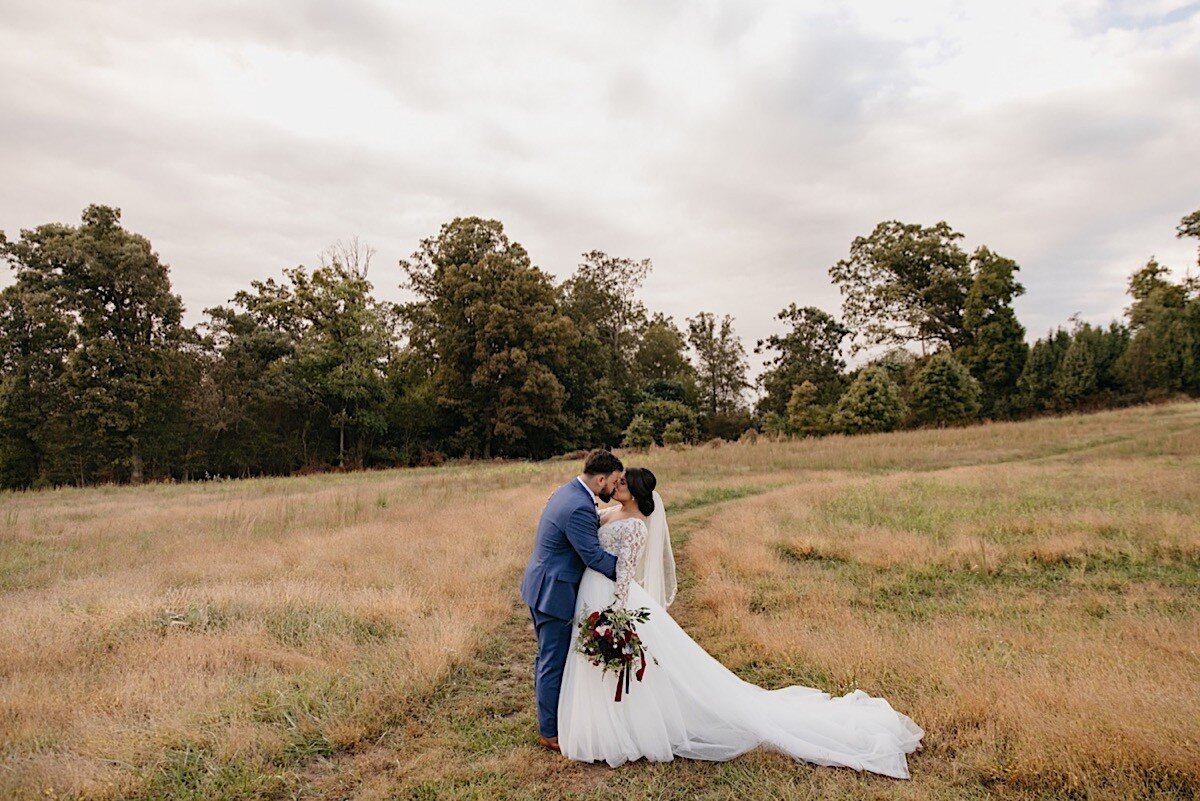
[624,467,657,517]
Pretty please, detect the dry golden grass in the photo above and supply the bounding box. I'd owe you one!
[681,460,1200,797]
[1,470,555,798]
[2,400,1198,799]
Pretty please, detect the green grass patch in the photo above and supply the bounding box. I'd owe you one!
[261,602,397,648]
[135,744,289,801]
[668,485,767,515]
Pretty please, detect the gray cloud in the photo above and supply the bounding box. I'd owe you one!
[2,0,1198,375]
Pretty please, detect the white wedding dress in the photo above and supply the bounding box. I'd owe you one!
[558,513,924,778]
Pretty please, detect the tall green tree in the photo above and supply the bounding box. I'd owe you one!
[1017,328,1072,413]
[202,255,396,472]
[559,251,652,447]
[1117,258,1199,395]
[635,312,698,401]
[0,271,75,487]
[829,220,973,354]
[755,304,849,415]
[1178,208,1200,267]
[1059,321,1129,405]
[686,311,750,420]
[956,247,1028,416]
[400,217,578,458]
[1054,331,1099,406]
[286,262,394,468]
[1,206,193,484]
[560,250,650,379]
[194,302,304,476]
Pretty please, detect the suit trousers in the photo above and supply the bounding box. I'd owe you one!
[530,606,573,737]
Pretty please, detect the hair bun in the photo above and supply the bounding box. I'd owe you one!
[626,467,657,517]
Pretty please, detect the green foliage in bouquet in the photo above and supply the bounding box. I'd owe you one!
[576,606,652,701]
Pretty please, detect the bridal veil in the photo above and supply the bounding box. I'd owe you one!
[635,490,677,607]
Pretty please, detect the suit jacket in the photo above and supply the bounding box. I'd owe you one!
[520,479,619,620]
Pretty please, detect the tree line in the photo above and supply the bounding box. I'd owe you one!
[0,207,1197,489]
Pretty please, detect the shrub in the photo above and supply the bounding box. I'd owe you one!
[910,353,982,426]
[631,399,699,444]
[760,412,789,440]
[786,380,832,436]
[622,415,655,450]
[662,420,686,447]
[832,367,907,434]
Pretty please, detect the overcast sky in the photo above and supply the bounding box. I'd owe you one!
[2,0,1198,370]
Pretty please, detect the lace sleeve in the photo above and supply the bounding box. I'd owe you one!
[613,519,648,607]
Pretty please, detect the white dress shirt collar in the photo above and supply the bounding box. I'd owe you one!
[576,475,600,507]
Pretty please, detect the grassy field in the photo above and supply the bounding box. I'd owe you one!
[2,401,1199,800]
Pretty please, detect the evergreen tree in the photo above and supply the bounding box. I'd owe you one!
[832,367,907,434]
[910,352,982,426]
[622,414,655,450]
[1053,321,1129,408]
[957,247,1028,416]
[1016,328,1072,413]
[786,380,831,436]
[1055,332,1097,405]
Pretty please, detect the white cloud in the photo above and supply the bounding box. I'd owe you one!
[1,0,1197,372]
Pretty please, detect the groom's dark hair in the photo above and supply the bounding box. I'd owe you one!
[583,449,623,476]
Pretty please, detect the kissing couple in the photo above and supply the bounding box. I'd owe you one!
[519,449,924,777]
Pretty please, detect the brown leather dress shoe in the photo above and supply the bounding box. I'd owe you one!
[537,734,561,752]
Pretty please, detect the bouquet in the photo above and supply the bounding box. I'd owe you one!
[575,605,652,701]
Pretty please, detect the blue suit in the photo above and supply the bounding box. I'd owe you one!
[520,479,618,737]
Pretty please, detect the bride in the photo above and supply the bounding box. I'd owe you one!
[557,467,925,778]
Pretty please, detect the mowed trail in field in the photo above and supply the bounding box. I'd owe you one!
[2,401,1198,799]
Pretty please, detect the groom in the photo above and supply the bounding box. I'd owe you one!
[520,449,624,752]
